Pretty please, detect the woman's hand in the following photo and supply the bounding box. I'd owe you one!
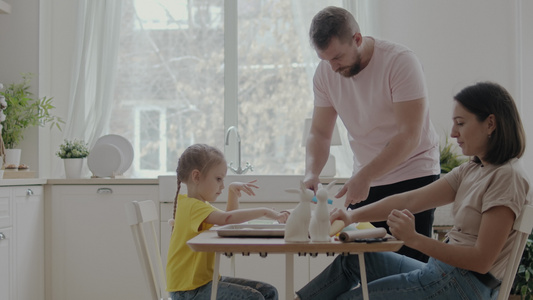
[387,209,419,244]
[329,207,353,225]
[228,180,259,198]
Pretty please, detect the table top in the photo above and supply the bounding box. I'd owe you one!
[188,230,403,255]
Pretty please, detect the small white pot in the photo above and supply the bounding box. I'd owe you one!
[4,148,21,167]
[63,158,85,179]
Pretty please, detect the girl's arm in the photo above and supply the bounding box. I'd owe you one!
[389,205,515,273]
[226,180,258,211]
[205,207,289,225]
[208,180,289,224]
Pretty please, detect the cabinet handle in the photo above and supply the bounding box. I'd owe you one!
[0,232,5,240]
[26,189,34,196]
[97,188,113,194]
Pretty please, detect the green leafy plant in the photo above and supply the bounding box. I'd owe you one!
[0,73,64,149]
[440,135,468,173]
[56,139,90,159]
[512,233,533,299]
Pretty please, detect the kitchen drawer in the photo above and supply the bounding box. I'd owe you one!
[14,185,43,198]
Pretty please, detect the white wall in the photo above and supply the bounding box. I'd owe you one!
[0,0,532,177]
[364,0,532,174]
[519,0,533,175]
[0,0,40,173]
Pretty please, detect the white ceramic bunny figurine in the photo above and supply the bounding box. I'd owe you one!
[309,181,336,242]
[284,181,314,242]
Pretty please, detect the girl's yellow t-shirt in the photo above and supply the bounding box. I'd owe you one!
[166,194,220,292]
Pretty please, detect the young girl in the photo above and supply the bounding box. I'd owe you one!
[166,144,288,300]
[296,82,531,300]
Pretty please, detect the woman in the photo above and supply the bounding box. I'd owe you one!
[295,82,530,300]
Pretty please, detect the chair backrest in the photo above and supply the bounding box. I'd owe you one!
[126,200,169,300]
[497,204,533,300]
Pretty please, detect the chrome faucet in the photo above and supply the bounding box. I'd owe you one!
[225,126,253,174]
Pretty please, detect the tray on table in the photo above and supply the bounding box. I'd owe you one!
[215,224,285,238]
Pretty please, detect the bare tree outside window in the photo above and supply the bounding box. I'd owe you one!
[110,0,342,177]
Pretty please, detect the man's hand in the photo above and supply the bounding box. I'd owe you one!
[335,172,371,207]
[303,174,320,195]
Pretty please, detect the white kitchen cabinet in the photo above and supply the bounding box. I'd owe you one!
[47,184,158,300]
[0,227,13,300]
[0,187,13,300]
[0,184,44,300]
[15,186,44,300]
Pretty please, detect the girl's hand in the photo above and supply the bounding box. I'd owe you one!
[387,209,419,244]
[264,209,290,224]
[276,210,290,224]
[228,180,259,198]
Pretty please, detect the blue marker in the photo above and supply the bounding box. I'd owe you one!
[312,196,333,205]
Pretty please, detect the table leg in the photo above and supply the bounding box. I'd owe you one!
[286,253,294,300]
[358,253,369,300]
[230,255,236,277]
[211,252,221,300]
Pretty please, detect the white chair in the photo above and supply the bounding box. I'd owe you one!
[497,204,533,300]
[126,200,170,300]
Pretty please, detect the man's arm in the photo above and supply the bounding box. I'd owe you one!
[338,97,427,207]
[303,106,338,193]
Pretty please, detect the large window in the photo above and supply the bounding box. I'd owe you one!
[111,0,345,177]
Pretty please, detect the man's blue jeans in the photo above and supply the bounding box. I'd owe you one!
[296,252,498,300]
[170,276,278,300]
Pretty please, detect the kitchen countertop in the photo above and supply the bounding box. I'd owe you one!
[0,177,346,187]
[46,178,158,185]
[0,178,48,186]
[0,178,158,186]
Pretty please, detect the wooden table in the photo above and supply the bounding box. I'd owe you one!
[188,231,403,300]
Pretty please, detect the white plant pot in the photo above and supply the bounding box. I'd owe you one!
[4,148,21,167]
[63,158,85,179]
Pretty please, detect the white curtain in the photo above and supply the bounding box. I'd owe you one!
[53,0,123,177]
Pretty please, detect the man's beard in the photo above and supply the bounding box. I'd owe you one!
[338,53,362,77]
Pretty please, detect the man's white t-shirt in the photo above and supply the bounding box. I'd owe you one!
[313,38,440,186]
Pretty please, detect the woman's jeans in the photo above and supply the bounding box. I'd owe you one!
[170,276,278,300]
[296,252,499,300]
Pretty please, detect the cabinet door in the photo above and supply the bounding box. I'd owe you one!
[0,188,12,228]
[15,186,44,300]
[0,227,13,300]
[49,185,158,300]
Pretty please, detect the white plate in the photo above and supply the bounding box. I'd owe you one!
[94,134,134,174]
[87,143,123,178]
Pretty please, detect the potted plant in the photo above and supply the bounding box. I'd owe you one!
[56,139,90,179]
[0,73,64,166]
[511,233,533,299]
[440,135,468,174]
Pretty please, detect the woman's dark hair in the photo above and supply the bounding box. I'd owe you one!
[171,144,225,230]
[454,82,526,165]
[309,6,359,51]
